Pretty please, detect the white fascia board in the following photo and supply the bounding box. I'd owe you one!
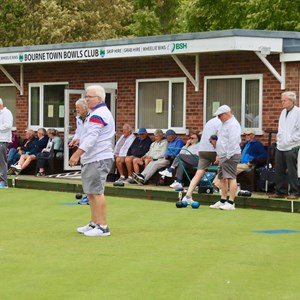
[0,36,283,65]
[187,36,282,53]
[280,53,300,62]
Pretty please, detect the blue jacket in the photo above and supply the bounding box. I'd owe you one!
[31,136,49,156]
[165,137,185,157]
[240,139,267,165]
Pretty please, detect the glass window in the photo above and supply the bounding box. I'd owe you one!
[0,85,17,127]
[29,83,67,130]
[136,78,186,133]
[205,75,262,131]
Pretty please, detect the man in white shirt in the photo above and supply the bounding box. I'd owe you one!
[69,85,115,237]
[0,98,13,188]
[182,116,221,204]
[270,91,300,199]
[114,123,135,183]
[210,105,241,210]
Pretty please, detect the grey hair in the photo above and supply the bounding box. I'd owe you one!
[75,98,88,108]
[282,91,297,103]
[154,129,164,136]
[37,127,47,136]
[86,85,106,102]
[123,123,133,132]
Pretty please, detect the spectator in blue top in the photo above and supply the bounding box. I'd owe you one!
[213,128,267,189]
[11,128,48,175]
[132,129,184,184]
[8,129,36,168]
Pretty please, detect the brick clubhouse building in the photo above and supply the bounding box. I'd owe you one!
[0,29,299,170]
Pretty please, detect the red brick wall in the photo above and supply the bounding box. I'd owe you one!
[1,52,299,146]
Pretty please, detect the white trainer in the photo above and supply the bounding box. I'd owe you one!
[84,224,111,237]
[77,223,95,234]
[220,202,236,210]
[182,195,194,205]
[209,201,223,209]
[159,169,173,177]
[170,181,183,189]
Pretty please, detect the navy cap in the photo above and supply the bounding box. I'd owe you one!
[138,128,147,134]
[165,129,176,136]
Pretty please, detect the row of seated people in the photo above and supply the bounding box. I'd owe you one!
[113,125,268,191]
[113,124,185,185]
[8,128,63,176]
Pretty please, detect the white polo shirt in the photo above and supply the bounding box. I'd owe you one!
[79,103,115,165]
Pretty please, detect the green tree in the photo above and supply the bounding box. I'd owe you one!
[179,0,249,32]
[179,0,300,32]
[129,0,181,36]
[245,0,300,31]
[0,0,133,47]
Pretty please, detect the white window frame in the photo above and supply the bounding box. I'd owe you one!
[204,74,263,134]
[28,82,68,131]
[135,77,187,134]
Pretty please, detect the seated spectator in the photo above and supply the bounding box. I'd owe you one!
[7,129,37,168]
[35,128,64,176]
[114,124,136,182]
[213,128,267,190]
[159,133,200,189]
[7,131,18,153]
[121,128,152,184]
[11,128,48,175]
[132,129,184,185]
[133,129,167,175]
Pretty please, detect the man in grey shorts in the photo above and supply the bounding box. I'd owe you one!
[69,85,115,237]
[182,117,221,204]
[210,105,241,210]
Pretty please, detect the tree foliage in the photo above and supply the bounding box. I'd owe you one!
[179,0,300,32]
[0,0,299,47]
[0,0,133,46]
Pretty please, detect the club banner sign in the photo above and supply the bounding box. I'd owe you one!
[0,41,189,64]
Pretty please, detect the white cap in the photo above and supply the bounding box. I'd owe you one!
[213,105,231,116]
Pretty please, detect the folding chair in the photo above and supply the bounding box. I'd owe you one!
[167,147,216,189]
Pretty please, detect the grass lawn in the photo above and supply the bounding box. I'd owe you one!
[0,188,300,300]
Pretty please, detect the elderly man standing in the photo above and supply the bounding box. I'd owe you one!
[212,128,267,190]
[69,85,115,237]
[0,98,13,188]
[210,105,241,210]
[270,91,300,199]
[68,98,89,148]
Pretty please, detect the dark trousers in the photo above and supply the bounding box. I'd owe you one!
[275,148,299,195]
[0,142,8,185]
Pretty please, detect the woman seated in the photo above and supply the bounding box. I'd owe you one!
[159,133,200,189]
[11,128,48,175]
[7,129,36,168]
[36,128,64,176]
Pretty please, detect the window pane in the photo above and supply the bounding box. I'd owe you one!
[138,81,168,129]
[206,78,242,121]
[245,80,259,128]
[0,86,16,127]
[43,85,65,127]
[30,87,40,126]
[171,82,184,127]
